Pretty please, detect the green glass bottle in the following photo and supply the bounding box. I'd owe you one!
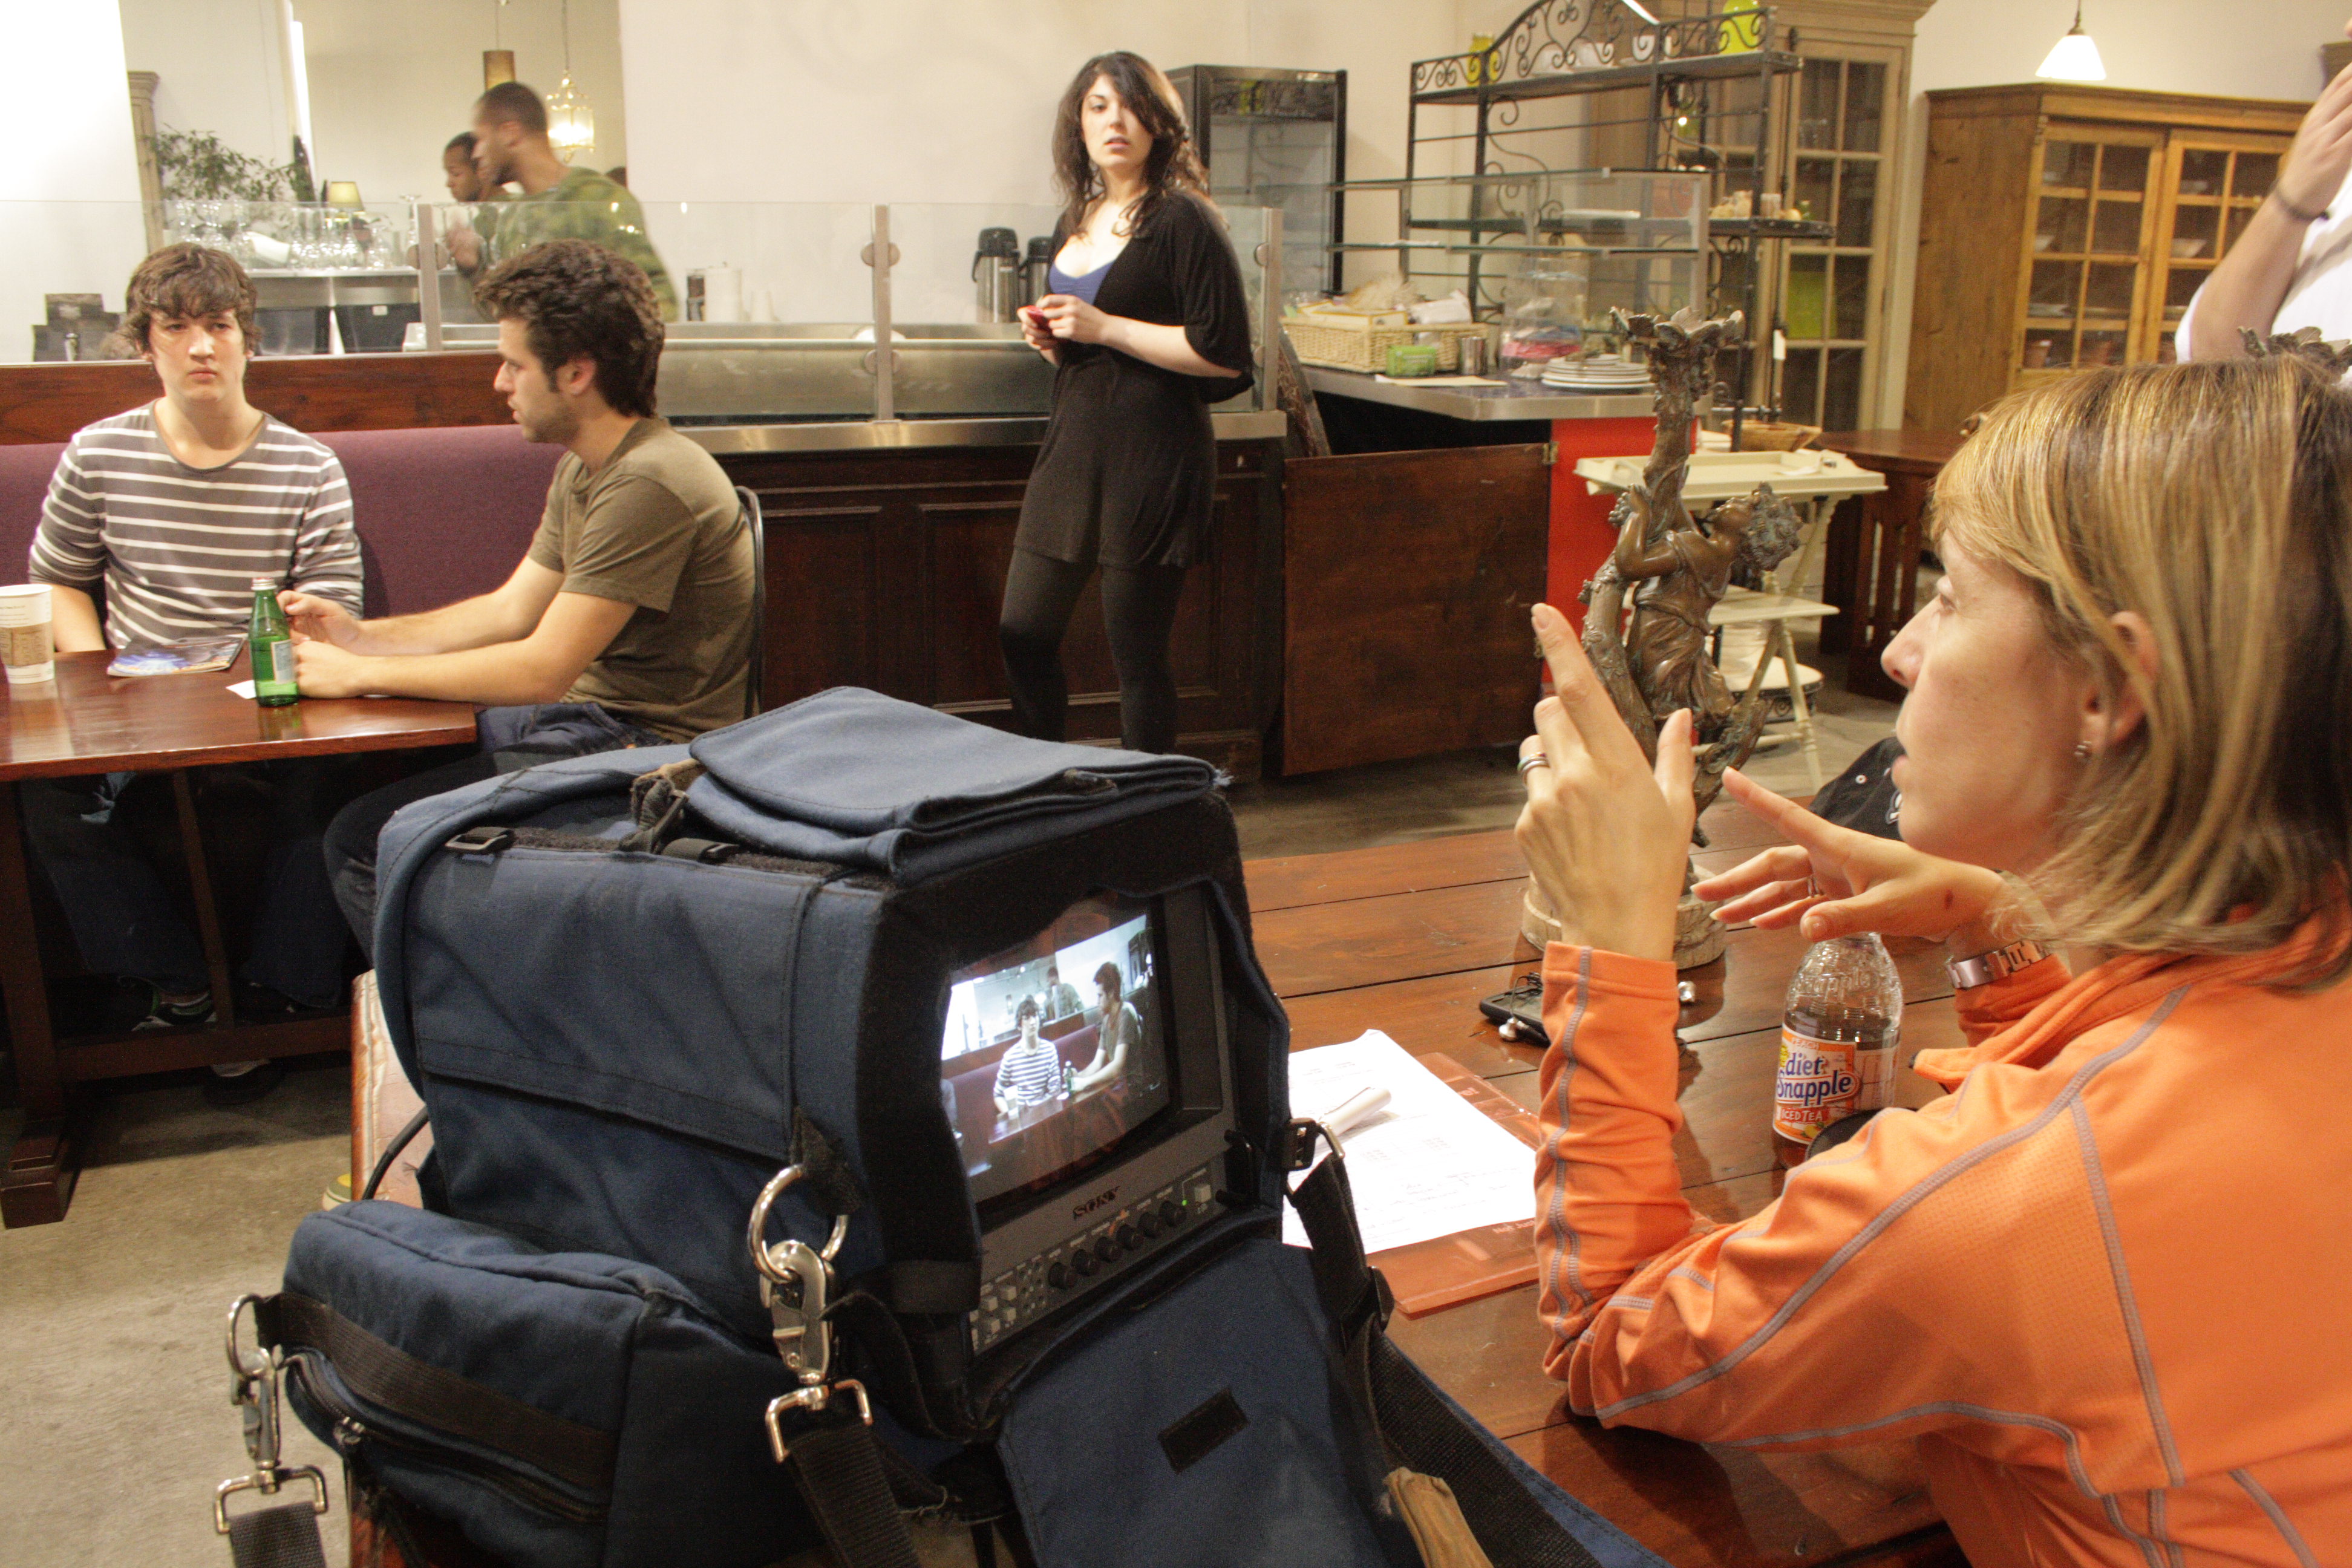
[249,577,299,707]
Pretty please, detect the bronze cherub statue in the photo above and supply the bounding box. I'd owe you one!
[1540,307,1806,966]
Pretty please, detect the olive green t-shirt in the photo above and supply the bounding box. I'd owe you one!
[525,418,751,741]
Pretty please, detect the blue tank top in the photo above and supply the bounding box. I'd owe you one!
[1046,255,1116,304]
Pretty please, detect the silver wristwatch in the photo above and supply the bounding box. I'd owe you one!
[1946,938,2050,990]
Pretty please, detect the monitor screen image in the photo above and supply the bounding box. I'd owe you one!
[940,894,1171,1206]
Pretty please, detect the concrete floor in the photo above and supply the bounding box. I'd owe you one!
[0,655,1898,1568]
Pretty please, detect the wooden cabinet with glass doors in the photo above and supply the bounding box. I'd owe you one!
[1906,85,2305,436]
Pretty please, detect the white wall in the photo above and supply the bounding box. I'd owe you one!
[1881,0,2349,422]
[298,0,629,210]
[616,0,1474,301]
[119,0,627,213]
[0,0,148,359]
[119,0,296,178]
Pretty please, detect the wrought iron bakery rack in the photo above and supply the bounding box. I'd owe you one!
[1391,0,1829,425]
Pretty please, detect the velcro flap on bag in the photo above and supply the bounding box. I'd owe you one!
[997,1237,1405,1568]
[685,687,1217,883]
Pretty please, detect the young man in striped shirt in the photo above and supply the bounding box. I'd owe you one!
[992,998,1065,1114]
[21,244,364,1078]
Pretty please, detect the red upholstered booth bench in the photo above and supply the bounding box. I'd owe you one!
[0,422,561,620]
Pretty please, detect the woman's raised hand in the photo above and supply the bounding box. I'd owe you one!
[1696,769,2007,944]
[1516,603,1694,963]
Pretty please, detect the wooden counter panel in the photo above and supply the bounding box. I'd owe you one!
[1281,444,1550,776]
[722,440,1283,780]
[0,353,507,444]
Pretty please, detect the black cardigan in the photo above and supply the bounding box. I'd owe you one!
[1013,191,1255,570]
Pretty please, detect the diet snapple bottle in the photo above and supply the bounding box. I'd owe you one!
[1772,932,1902,1166]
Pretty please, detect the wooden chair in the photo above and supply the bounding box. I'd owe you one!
[736,485,765,719]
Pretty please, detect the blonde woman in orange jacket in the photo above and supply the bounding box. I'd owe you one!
[1514,356,2352,1567]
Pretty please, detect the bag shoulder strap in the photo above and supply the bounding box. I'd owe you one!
[1287,1126,1619,1568]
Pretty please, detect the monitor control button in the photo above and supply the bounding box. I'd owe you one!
[1158,1200,1181,1228]
[1138,1211,1165,1238]
[1116,1224,1142,1250]
[1071,1250,1098,1278]
[1092,1236,1119,1263]
[1047,1262,1072,1290]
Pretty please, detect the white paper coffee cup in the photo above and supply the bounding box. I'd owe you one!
[1,583,56,685]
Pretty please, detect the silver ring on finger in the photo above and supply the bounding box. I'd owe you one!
[1805,877,1823,899]
[1518,753,1550,776]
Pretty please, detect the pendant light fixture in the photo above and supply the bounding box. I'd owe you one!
[2036,1,2107,83]
[483,0,514,88]
[545,0,596,163]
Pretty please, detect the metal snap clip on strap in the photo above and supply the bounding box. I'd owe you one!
[442,825,515,855]
[747,1165,852,1388]
[217,1295,330,1558]
[746,1171,949,1568]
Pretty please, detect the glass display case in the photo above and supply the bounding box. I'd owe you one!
[1172,65,1345,298]
[0,199,1279,426]
[1290,172,1705,368]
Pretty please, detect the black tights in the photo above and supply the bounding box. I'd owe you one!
[998,548,1189,754]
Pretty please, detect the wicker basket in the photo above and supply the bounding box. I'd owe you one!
[1285,316,1492,374]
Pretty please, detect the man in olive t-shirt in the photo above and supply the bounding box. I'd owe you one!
[293,240,751,952]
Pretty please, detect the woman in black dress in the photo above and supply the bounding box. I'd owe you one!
[1002,51,1255,754]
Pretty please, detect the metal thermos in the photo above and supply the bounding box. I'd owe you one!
[1457,332,1489,377]
[973,227,1021,322]
[1022,236,1054,308]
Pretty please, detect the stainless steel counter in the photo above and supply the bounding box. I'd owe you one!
[1302,365,1651,422]
[682,408,1287,455]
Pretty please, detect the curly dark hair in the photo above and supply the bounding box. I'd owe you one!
[116,244,257,355]
[1015,995,1041,1023]
[1093,961,1123,999]
[473,240,664,417]
[1051,52,1213,242]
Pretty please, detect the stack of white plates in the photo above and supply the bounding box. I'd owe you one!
[1539,354,1654,392]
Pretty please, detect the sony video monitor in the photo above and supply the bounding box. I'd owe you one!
[940,893,1171,1208]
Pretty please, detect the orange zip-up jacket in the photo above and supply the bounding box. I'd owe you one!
[1532,929,2352,1567]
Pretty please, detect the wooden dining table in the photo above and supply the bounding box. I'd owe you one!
[1243,801,1967,1568]
[0,647,477,1226]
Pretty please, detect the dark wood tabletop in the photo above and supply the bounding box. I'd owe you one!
[1817,429,1965,473]
[1244,804,1965,1568]
[0,648,477,780]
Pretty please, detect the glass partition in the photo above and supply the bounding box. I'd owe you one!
[0,198,1277,419]
[884,201,1061,418]
[434,200,879,424]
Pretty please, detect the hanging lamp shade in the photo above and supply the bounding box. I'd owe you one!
[2036,4,2106,82]
[546,74,595,162]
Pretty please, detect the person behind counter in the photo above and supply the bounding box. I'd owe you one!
[1000,51,1253,756]
[2180,11,2352,358]
[440,130,503,286]
[447,81,679,321]
[295,240,751,952]
[1512,358,2352,1564]
[20,243,362,1080]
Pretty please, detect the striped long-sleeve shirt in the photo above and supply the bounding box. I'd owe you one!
[28,406,364,649]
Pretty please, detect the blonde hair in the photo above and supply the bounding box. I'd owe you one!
[1932,357,2352,984]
